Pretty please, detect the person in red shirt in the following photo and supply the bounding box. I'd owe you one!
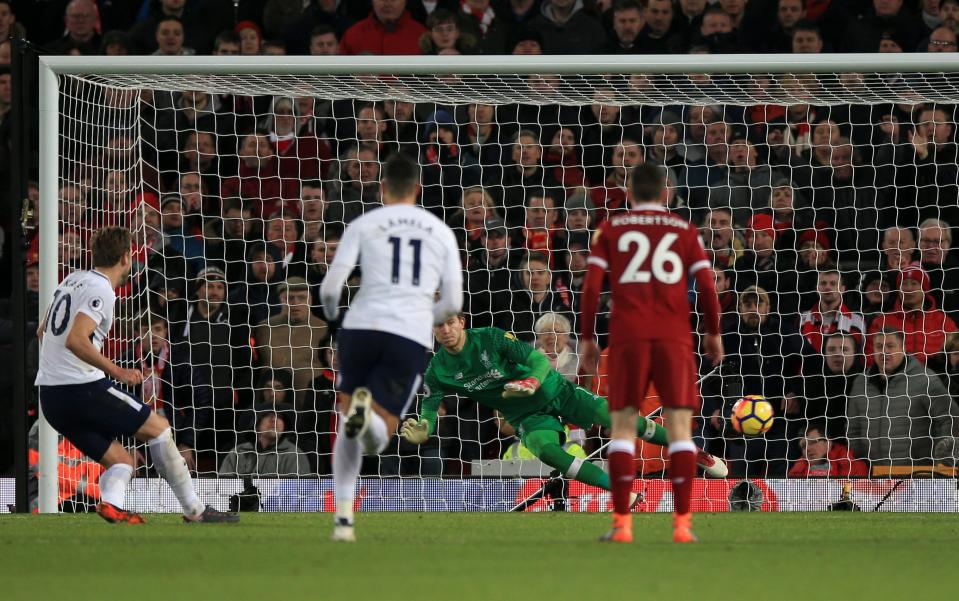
[788,422,868,478]
[340,0,427,56]
[799,269,866,353]
[581,163,723,544]
[868,263,958,365]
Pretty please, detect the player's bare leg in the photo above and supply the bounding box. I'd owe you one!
[664,407,697,543]
[333,393,397,542]
[134,412,238,523]
[600,407,638,543]
[95,441,144,524]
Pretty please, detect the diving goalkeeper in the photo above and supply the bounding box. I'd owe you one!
[401,316,727,494]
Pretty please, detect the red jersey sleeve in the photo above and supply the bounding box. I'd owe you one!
[581,223,610,341]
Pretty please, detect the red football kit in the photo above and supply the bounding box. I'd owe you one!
[580,204,721,411]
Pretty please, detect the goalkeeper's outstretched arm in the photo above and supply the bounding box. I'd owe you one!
[402,369,446,444]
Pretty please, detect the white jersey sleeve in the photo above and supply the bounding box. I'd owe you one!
[35,270,116,386]
[432,225,464,325]
[330,204,463,348]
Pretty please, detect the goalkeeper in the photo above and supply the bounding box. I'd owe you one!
[401,316,727,494]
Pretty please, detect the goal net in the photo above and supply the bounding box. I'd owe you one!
[36,55,959,513]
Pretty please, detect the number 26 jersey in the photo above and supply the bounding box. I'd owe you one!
[587,204,711,346]
[36,270,116,386]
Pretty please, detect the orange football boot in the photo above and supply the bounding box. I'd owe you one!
[599,513,633,543]
[96,501,146,525]
[672,512,697,543]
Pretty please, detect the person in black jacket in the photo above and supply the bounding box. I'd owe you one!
[127,313,212,471]
[499,251,573,342]
[465,218,517,329]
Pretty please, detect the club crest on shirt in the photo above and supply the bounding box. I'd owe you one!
[480,350,492,369]
[454,372,464,380]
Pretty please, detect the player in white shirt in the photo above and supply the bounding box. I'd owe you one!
[320,153,463,541]
[35,226,237,524]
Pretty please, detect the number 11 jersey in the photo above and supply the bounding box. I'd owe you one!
[330,204,462,349]
[587,203,711,346]
[35,269,116,386]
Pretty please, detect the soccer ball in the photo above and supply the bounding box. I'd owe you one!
[730,395,775,436]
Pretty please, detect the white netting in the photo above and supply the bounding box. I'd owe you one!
[45,64,959,512]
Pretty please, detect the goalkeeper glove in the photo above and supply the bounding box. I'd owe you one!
[502,377,540,398]
[400,418,430,444]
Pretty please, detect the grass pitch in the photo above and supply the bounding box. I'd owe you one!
[1,512,954,600]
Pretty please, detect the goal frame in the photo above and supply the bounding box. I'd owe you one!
[36,52,959,513]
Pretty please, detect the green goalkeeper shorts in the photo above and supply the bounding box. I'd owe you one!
[513,385,609,446]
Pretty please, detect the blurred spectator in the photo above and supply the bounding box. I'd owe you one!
[861,271,894,321]
[510,27,544,54]
[309,24,340,55]
[232,244,283,327]
[800,333,864,438]
[589,134,644,222]
[100,30,132,55]
[153,16,195,56]
[880,105,959,227]
[253,277,328,405]
[307,227,342,317]
[788,421,869,478]
[456,0,511,54]
[263,39,288,55]
[528,0,608,54]
[791,21,824,53]
[213,30,241,55]
[701,207,744,269]
[717,135,783,226]
[236,20,264,55]
[799,269,866,353]
[128,314,211,471]
[47,0,100,55]
[488,129,560,227]
[606,0,644,52]
[926,24,958,51]
[868,263,958,365]
[581,90,628,184]
[221,131,300,219]
[328,143,381,224]
[721,285,806,476]
[880,226,917,276]
[918,218,959,316]
[513,190,561,259]
[693,6,737,52]
[341,0,427,55]
[207,199,255,284]
[159,193,205,276]
[419,9,476,54]
[534,312,579,382]
[843,0,925,53]
[420,109,469,217]
[448,186,499,255]
[264,214,307,278]
[848,327,958,467]
[219,405,311,477]
[794,230,834,309]
[543,126,586,190]
[734,213,798,314]
[268,96,333,187]
[0,1,17,42]
[129,0,219,54]
[170,265,253,451]
[466,218,515,329]
[503,251,572,341]
[300,181,330,243]
[711,266,738,319]
[634,0,684,53]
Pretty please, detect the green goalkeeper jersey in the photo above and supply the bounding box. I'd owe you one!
[420,327,573,434]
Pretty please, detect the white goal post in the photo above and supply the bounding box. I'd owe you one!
[36,53,959,514]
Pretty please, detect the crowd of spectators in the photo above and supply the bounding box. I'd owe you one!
[2,0,959,480]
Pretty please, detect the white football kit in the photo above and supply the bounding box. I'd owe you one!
[35,269,116,386]
[320,203,463,349]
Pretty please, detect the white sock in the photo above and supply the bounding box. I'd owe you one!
[148,428,204,517]
[99,463,133,508]
[360,411,389,455]
[333,427,362,521]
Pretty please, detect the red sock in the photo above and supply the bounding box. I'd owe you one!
[668,441,697,515]
[607,440,636,515]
